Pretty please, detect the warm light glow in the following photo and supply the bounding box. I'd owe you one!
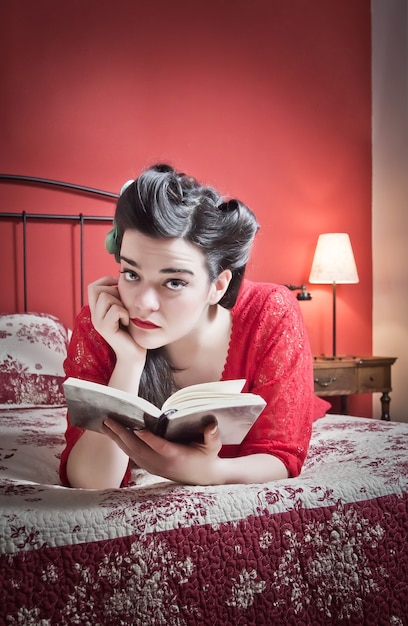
[309,233,359,284]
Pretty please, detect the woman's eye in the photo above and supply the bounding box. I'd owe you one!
[120,269,138,281]
[166,278,187,291]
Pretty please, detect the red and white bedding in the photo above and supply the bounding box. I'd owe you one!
[0,313,407,625]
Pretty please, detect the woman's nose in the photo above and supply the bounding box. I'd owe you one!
[136,286,160,311]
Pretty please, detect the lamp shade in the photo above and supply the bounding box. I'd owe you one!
[309,233,359,284]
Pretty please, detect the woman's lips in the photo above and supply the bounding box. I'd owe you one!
[130,318,160,330]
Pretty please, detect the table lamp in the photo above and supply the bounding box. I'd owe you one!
[309,233,359,358]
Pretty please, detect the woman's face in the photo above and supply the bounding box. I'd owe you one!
[118,230,223,350]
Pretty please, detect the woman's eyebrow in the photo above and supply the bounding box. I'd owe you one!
[120,255,139,267]
[119,256,194,275]
[161,267,195,276]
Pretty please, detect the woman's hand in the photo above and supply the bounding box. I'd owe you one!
[88,276,145,362]
[103,419,225,486]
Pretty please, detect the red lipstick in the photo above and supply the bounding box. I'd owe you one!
[131,318,160,330]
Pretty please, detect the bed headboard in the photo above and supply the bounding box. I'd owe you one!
[0,174,118,325]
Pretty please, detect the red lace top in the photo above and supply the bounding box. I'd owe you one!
[59,280,329,486]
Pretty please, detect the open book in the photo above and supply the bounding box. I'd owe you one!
[63,377,266,445]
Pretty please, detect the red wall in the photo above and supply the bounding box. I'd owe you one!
[0,0,372,415]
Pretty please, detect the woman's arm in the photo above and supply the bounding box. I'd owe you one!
[102,419,289,486]
[65,358,144,489]
[65,277,147,489]
[65,430,129,489]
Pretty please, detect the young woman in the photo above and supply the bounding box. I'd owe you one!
[59,163,329,489]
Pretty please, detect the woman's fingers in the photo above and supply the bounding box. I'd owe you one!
[98,298,130,328]
[103,416,223,485]
[202,419,221,452]
[88,276,119,311]
[133,428,180,459]
[102,420,144,459]
[88,277,130,339]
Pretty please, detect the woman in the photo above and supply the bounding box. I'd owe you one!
[60,163,329,489]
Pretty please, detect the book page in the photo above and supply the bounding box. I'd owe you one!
[164,393,265,415]
[162,379,246,410]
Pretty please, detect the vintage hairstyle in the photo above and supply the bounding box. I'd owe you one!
[106,163,259,404]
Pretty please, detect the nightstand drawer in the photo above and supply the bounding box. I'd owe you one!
[312,356,396,419]
[314,367,356,395]
[357,367,392,393]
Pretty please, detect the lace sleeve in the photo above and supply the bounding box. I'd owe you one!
[221,284,329,476]
[63,306,116,384]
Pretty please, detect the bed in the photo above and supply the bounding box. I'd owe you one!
[0,178,407,625]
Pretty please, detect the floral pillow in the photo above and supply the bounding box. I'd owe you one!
[0,312,69,407]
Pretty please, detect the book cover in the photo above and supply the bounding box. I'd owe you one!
[63,377,266,445]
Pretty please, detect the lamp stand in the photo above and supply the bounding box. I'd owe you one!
[332,281,337,358]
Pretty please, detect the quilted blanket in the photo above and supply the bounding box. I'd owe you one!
[0,408,407,625]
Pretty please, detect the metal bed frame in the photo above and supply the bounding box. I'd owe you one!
[0,174,118,309]
[0,174,313,310]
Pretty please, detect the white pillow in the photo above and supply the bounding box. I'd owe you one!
[0,312,69,407]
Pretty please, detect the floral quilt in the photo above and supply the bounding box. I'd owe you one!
[0,408,407,625]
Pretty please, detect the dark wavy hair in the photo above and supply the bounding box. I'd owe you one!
[107,163,259,404]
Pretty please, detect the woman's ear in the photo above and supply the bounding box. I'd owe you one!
[209,269,233,305]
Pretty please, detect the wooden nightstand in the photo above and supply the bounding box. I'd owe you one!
[313,356,397,420]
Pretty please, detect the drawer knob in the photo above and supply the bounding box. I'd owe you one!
[314,376,337,388]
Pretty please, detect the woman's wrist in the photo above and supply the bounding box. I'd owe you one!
[109,357,144,394]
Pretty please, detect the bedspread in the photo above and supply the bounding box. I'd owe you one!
[0,408,407,626]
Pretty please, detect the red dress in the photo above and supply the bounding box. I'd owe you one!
[59,280,329,486]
